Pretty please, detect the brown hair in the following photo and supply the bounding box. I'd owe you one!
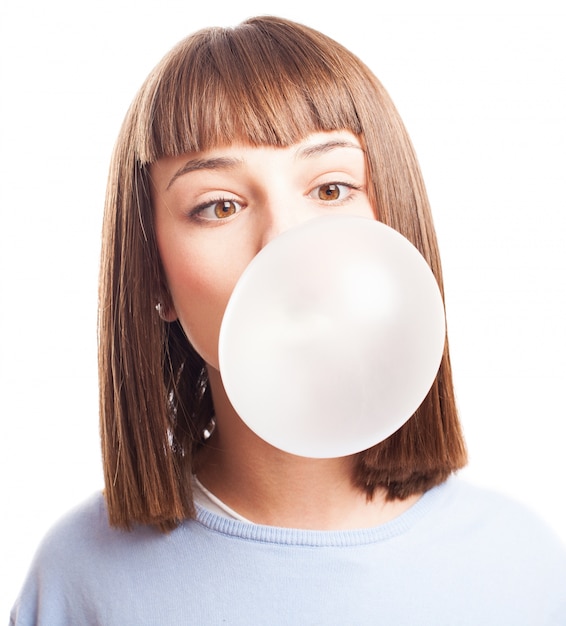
[99,16,467,531]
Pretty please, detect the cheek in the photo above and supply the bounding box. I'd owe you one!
[160,244,247,370]
[354,199,376,221]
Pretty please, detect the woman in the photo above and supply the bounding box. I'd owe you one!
[11,16,565,625]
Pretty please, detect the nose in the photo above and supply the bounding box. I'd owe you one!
[257,198,313,252]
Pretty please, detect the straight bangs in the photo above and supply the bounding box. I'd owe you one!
[131,19,366,164]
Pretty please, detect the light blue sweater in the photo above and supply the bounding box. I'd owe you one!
[10,478,566,625]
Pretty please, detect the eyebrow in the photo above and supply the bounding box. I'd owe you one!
[167,157,242,190]
[296,139,364,160]
[166,139,363,190]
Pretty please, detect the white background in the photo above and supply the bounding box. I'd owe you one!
[1,0,565,616]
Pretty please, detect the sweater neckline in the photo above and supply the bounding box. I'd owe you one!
[191,478,452,547]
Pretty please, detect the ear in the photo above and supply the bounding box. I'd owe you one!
[156,302,178,323]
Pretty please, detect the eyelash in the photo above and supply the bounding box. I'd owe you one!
[188,181,363,222]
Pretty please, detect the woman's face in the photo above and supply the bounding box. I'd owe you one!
[151,130,375,370]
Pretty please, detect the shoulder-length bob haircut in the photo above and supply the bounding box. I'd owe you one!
[99,15,467,531]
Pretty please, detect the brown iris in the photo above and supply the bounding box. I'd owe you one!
[213,200,238,219]
[318,184,341,201]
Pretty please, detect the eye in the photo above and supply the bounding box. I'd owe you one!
[192,198,244,221]
[309,182,360,203]
[212,200,240,219]
[317,183,343,201]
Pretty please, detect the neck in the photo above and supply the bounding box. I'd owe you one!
[196,367,420,530]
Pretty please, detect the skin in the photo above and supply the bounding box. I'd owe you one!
[151,130,420,529]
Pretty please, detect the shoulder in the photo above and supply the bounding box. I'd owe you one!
[428,478,566,607]
[26,491,138,568]
[10,492,164,625]
[40,490,111,544]
[427,477,564,552]
[440,477,564,543]
[21,489,180,576]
